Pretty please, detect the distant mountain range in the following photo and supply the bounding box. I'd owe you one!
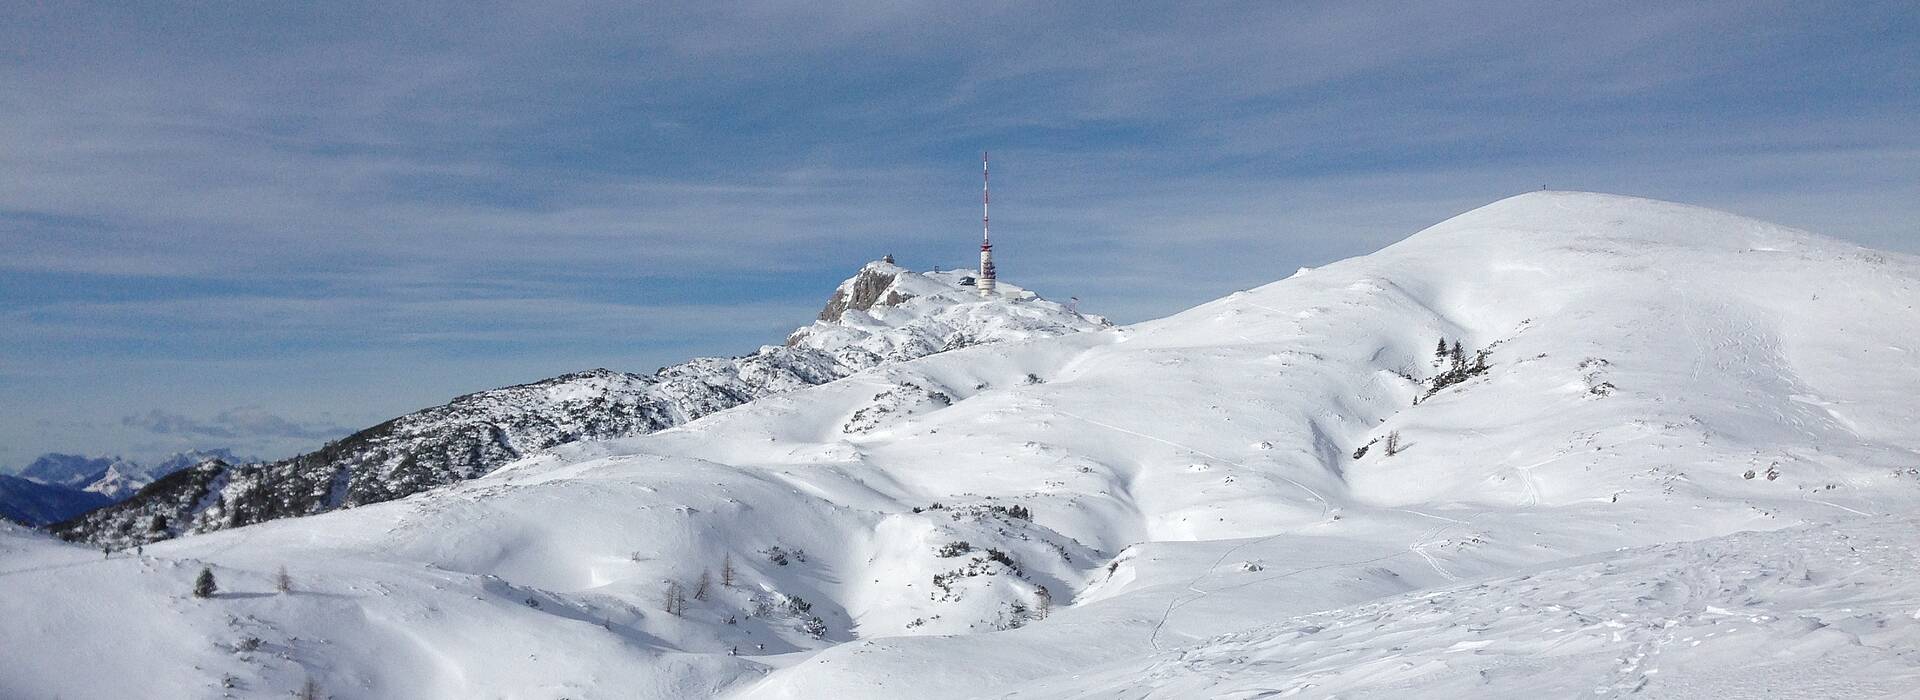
[0,449,251,526]
[0,477,111,528]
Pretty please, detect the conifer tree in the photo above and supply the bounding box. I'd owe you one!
[193,566,218,598]
[720,555,736,588]
[275,565,293,594]
[693,571,712,601]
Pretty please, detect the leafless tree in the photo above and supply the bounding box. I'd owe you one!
[692,571,712,601]
[664,580,686,616]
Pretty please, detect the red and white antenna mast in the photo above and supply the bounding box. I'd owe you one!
[978,151,997,297]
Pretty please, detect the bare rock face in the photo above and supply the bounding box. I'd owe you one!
[53,260,1103,548]
[816,264,911,323]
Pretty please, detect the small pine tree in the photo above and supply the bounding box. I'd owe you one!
[193,566,218,598]
[297,676,323,700]
[275,565,293,594]
[720,555,736,588]
[1434,337,1448,361]
[1034,585,1052,620]
[1449,341,1465,369]
[1384,430,1402,457]
[693,571,712,601]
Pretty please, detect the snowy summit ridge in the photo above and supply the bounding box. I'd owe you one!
[7,192,1920,699]
[795,259,1095,351]
[51,260,1104,547]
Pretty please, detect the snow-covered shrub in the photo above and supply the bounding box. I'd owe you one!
[1580,357,1616,396]
[785,595,813,615]
[1425,338,1492,397]
[763,546,791,566]
[800,615,828,639]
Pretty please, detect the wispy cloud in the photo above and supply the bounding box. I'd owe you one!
[1,1,1915,464]
[121,407,352,442]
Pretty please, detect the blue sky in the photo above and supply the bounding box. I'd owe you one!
[3,2,1917,467]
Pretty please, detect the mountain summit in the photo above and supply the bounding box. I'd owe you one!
[51,261,1105,547]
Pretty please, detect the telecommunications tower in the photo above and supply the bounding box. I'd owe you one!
[978,151,997,298]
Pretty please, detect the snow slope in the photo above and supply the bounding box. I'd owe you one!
[52,262,1104,548]
[1009,517,1920,698]
[4,192,1919,699]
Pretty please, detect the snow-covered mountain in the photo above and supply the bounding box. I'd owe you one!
[5,192,1918,699]
[18,452,125,485]
[14,449,247,496]
[50,262,1106,547]
[0,475,112,526]
[18,453,140,490]
[145,448,253,478]
[0,449,251,524]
